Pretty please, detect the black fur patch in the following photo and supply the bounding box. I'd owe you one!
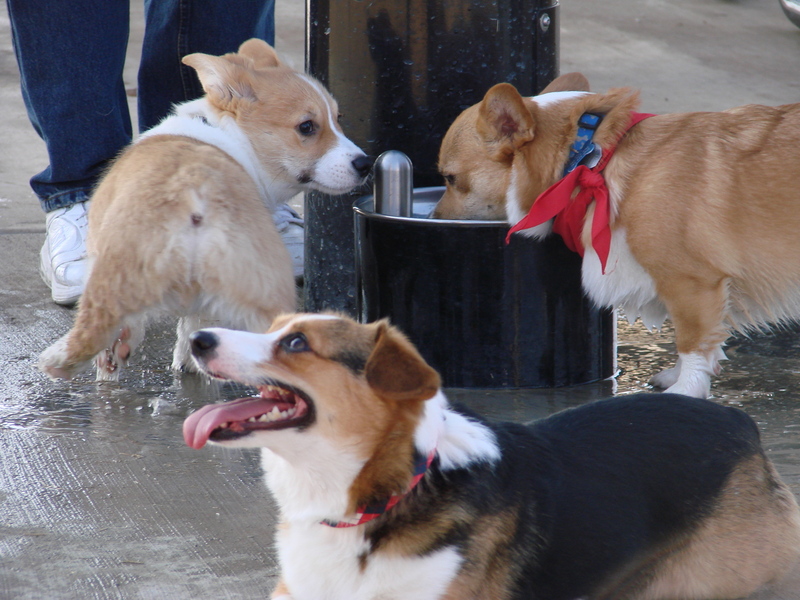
[331,349,368,374]
[362,393,763,599]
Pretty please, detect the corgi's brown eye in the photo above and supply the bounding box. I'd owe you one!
[280,332,310,353]
[444,174,456,186]
[297,120,316,136]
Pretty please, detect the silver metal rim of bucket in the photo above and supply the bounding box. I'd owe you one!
[354,186,508,228]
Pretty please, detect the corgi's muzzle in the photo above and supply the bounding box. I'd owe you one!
[184,330,315,449]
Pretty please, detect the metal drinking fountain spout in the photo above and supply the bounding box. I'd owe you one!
[373,150,413,217]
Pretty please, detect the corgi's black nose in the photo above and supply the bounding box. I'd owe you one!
[190,330,219,358]
[352,154,374,178]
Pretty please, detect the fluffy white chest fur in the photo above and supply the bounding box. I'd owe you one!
[260,392,500,600]
[508,167,666,332]
[273,525,461,600]
[581,229,667,331]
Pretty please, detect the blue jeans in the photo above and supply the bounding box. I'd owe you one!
[6,0,275,212]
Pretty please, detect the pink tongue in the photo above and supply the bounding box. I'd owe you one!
[183,397,279,449]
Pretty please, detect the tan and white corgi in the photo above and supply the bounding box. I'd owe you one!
[434,73,800,398]
[39,39,371,381]
[184,312,800,600]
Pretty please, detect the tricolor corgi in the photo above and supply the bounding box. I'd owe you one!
[433,73,800,398]
[39,39,371,381]
[184,312,800,600]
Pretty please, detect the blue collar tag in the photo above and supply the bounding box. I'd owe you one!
[564,113,603,176]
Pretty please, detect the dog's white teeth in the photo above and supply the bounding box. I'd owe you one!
[252,405,297,424]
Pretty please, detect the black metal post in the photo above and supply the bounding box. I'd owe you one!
[304,0,559,314]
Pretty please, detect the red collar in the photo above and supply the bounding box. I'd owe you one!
[506,112,655,273]
[321,450,436,528]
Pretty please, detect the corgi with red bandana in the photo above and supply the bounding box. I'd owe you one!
[434,73,800,398]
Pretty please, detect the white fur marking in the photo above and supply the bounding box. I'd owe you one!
[278,526,462,600]
[196,327,281,380]
[261,439,365,522]
[415,392,500,471]
[530,90,592,107]
[581,229,667,330]
[664,351,719,399]
[505,167,527,227]
[299,74,367,194]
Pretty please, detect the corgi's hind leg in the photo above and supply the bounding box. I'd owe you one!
[654,277,729,398]
[650,347,727,395]
[635,455,800,600]
[39,295,126,381]
[39,253,158,380]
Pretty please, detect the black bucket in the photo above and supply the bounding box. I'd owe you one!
[354,188,616,388]
[305,0,560,315]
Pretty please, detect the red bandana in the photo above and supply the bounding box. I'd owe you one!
[321,450,436,528]
[506,112,655,273]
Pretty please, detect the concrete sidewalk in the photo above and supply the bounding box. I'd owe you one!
[1,1,799,599]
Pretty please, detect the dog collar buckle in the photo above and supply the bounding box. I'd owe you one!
[564,112,603,176]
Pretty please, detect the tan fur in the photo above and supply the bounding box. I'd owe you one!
[39,39,366,381]
[435,73,800,397]
[76,136,294,362]
[183,41,352,191]
[642,455,800,599]
[594,454,800,600]
[440,511,519,600]
[271,578,291,598]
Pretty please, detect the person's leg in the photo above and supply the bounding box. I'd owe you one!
[7,0,132,210]
[6,0,132,305]
[138,0,275,131]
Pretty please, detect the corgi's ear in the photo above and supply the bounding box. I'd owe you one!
[477,83,536,160]
[236,38,282,69]
[540,72,591,94]
[365,321,441,402]
[182,53,257,104]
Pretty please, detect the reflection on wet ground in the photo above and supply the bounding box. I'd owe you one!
[1,316,799,598]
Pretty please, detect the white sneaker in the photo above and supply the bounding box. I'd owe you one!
[39,201,90,305]
[273,203,304,279]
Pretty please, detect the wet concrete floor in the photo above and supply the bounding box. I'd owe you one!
[2,0,800,598]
